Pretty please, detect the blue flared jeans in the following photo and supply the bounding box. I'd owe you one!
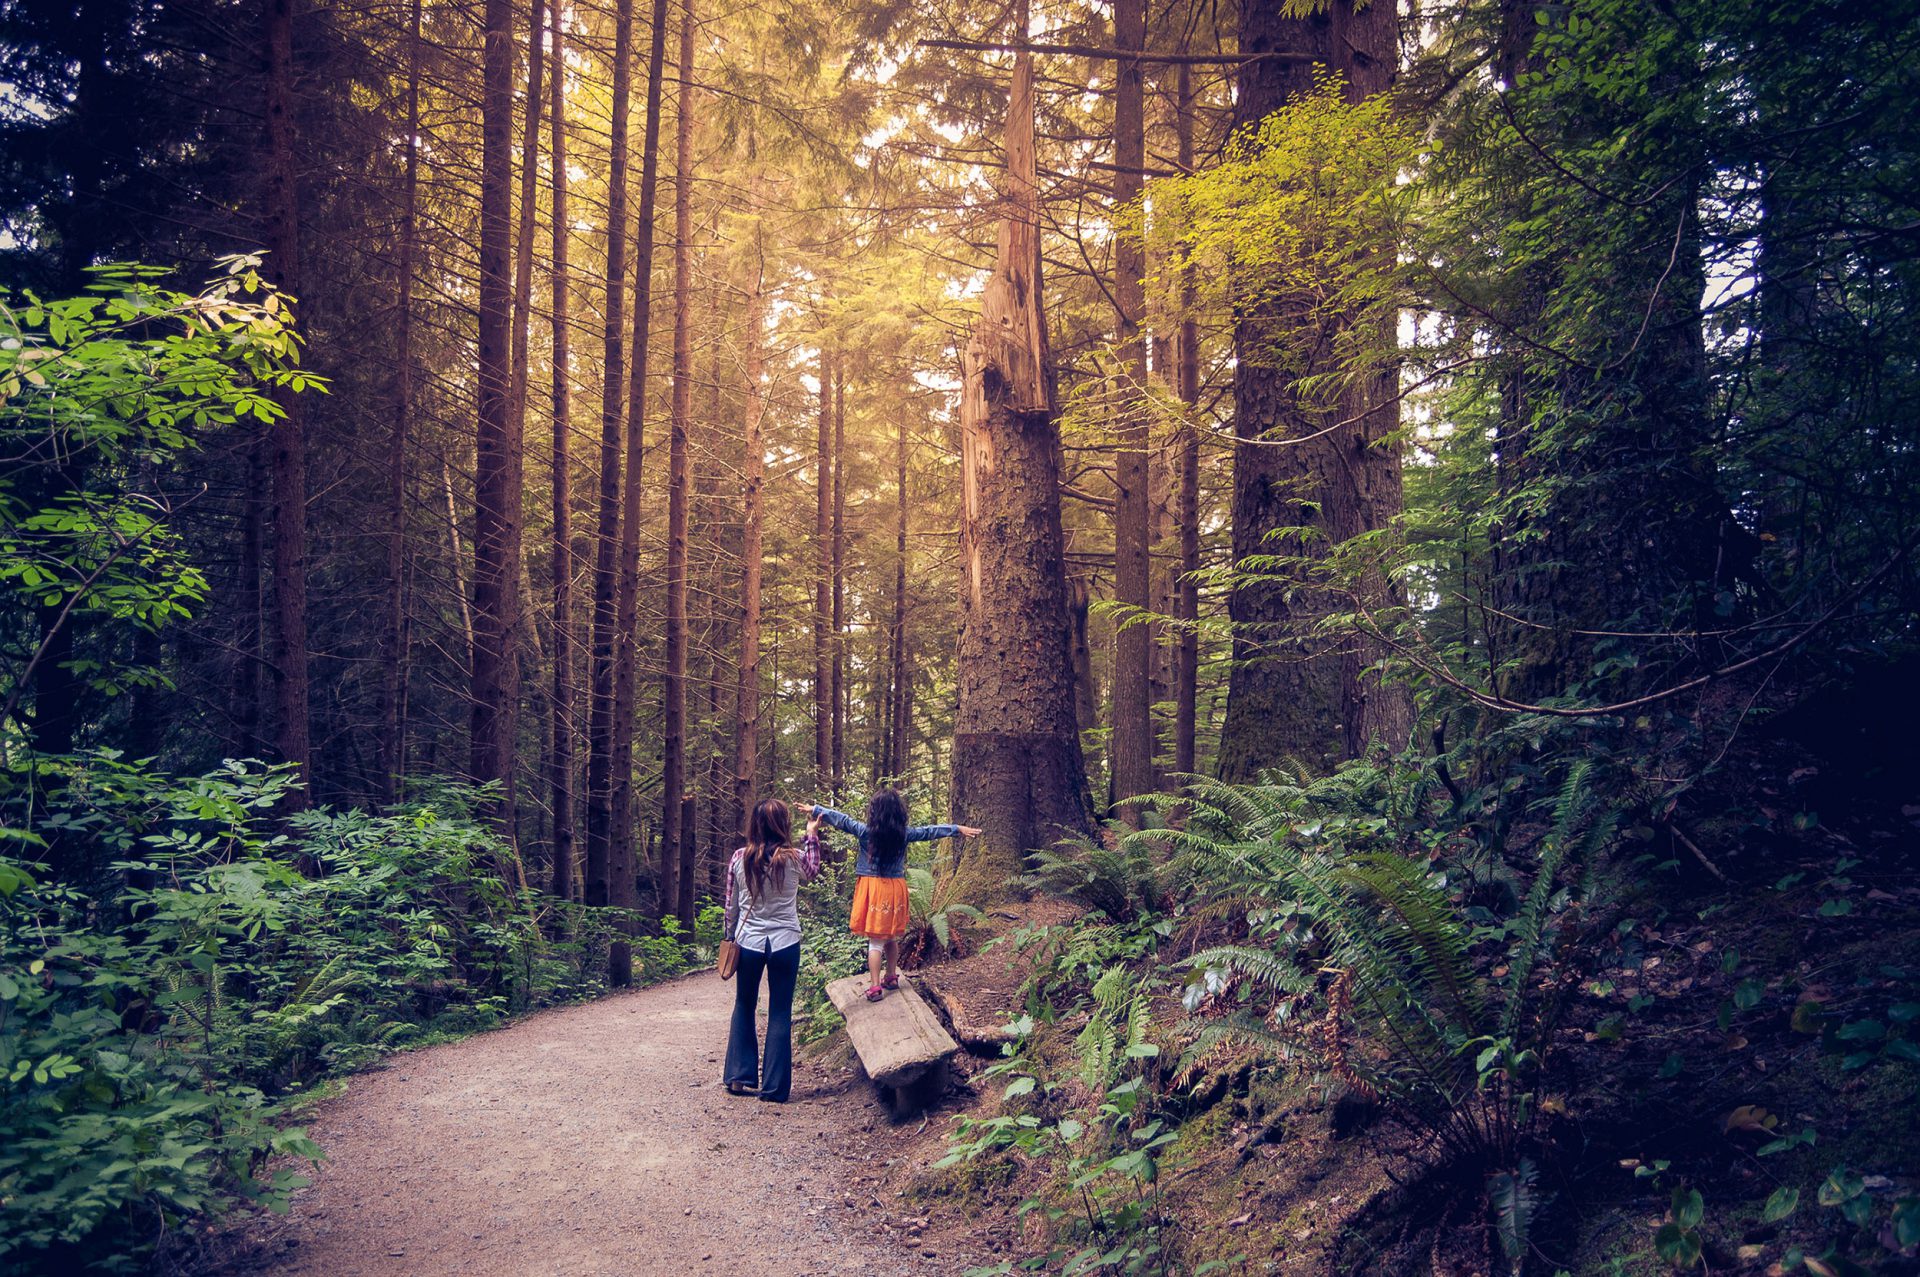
[724,939,800,1101]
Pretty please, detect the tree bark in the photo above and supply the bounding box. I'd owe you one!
[662,0,697,926]
[508,0,544,476]
[887,415,910,779]
[1172,61,1201,780]
[953,15,1096,878]
[1216,0,1401,781]
[1109,0,1152,818]
[613,0,672,916]
[830,363,847,797]
[814,348,833,784]
[377,0,423,806]
[548,0,576,899]
[730,215,768,851]
[468,0,523,841]
[238,436,267,759]
[584,0,633,925]
[263,0,311,809]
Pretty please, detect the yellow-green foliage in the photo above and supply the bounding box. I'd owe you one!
[1141,71,1420,401]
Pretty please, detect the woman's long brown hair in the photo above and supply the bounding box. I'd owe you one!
[744,799,797,900]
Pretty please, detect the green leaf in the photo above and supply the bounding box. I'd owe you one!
[1762,1187,1799,1223]
[1671,1186,1704,1230]
[1892,1198,1920,1250]
[1818,1169,1864,1207]
[1654,1222,1701,1267]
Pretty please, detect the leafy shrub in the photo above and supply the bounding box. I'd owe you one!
[900,863,985,966]
[0,755,689,1271]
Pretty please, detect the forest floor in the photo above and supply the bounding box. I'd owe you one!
[209,974,996,1276]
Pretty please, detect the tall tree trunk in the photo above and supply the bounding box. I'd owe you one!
[548,0,576,899]
[613,0,672,916]
[505,0,545,841]
[508,0,544,476]
[378,0,423,806]
[697,276,733,887]
[813,348,832,785]
[1216,0,1399,781]
[1172,59,1201,780]
[469,0,523,842]
[730,212,767,849]
[584,0,634,931]
[953,13,1095,877]
[444,446,475,663]
[238,437,267,758]
[887,415,909,779]
[662,0,697,926]
[263,0,311,809]
[830,363,846,797]
[1109,0,1152,817]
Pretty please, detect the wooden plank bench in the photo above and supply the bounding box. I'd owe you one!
[825,973,960,1116]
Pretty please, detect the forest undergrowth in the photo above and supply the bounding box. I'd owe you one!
[910,699,1920,1277]
[0,757,719,1272]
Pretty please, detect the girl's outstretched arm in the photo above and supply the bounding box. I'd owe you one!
[905,822,984,842]
[809,804,867,839]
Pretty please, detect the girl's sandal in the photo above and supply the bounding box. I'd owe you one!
[726,1082,754,1096]
[864,985,885,1002]
[881,973,900,991]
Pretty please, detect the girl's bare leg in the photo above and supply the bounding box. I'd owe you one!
[867,942,884,989]
[883,939,899,983]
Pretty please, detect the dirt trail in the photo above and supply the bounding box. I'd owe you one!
[240,974,978,1276]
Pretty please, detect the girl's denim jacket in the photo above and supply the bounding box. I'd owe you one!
[810,806,960,879]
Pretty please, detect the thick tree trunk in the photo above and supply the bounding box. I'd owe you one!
[1109,0,1152,817]
[548,0,576,899]
[613,0,672,916]
[662,0,697,926]
[584,0,633,928]
[263,0,311,809]
[814,349,833,784]
[953,26,1095,878]
[1216,0,1400,781]
[378,0,423,805]
[1172,61,1201,780]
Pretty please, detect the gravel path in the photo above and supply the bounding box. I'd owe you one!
[246,974,974,1276]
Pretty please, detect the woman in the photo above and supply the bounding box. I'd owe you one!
[722,798,822,1102]
[807,789,980,1002]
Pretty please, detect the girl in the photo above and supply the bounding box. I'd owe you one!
[722,798,822,1102]
[808,790,980,1001]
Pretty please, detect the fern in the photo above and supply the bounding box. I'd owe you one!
[1488,1157,1540,1269]
[1173,757,1623,1173]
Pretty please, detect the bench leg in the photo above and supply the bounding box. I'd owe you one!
[883,1058,950,1120]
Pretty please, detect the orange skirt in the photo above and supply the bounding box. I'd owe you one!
[849,875,910,940]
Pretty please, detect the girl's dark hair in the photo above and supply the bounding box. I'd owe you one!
[744,799,796,900]
[865,788,908,864]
